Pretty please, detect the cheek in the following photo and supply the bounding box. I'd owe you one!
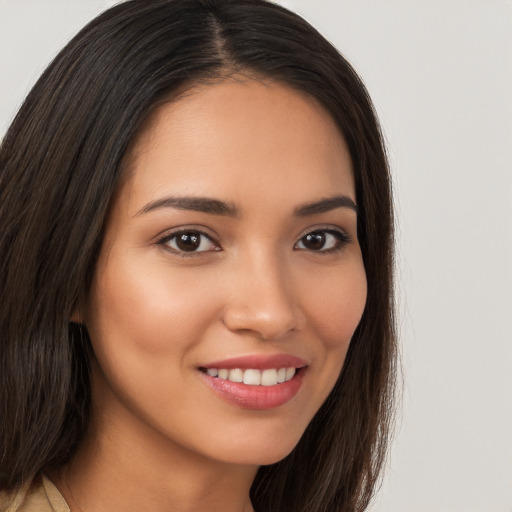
[302,261,367,349]
[291,258,367,424]
[86,254,224,358]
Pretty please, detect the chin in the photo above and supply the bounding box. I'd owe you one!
[209,427,305,467]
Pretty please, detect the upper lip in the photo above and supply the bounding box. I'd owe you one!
[199,353,308,370]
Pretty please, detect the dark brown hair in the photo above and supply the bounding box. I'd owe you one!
[0,1,396,510]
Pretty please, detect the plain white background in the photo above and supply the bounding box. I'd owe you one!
[1,1,511,511]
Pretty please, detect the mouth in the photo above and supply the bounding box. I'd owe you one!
[198,354,307,410]
[198,366,300,386]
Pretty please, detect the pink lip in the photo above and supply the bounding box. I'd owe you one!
[198,353,308,410]
[200,353,308,370]
[200,368,306,410]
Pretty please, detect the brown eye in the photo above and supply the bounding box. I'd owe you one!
[295,229,349,252]
[302,232,327,250]
[164,231,217,253]
[175,232,200,251]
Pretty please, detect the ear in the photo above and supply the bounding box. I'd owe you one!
[70,303,83,324]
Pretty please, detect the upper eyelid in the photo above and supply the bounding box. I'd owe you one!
[294,226,352,251]
[155,224,351,247]
[156,230,221,258]
[295,224,351,240]
[155,225,219,242]
[161,230,217,243]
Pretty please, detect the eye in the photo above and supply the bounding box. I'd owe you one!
[295,229,350,253]
[159,230,219,255]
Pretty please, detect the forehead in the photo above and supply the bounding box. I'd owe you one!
[121,79,354,212]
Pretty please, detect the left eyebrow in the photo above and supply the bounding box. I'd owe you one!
[135,196,238,217]
[294,195,358,216]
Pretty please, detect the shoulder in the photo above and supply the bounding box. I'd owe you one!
[0,474,70,512]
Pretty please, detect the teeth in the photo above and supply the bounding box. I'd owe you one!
[228,368,243,382]
[205,367,298,386]
[261,369,278,386]
[243,369,261,385]
[285,367,296,380]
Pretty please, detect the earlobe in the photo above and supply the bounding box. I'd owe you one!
[70,304,83,324]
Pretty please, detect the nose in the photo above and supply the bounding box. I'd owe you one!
[221,255,302,340]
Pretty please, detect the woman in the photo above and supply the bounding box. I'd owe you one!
[0,1,396,511]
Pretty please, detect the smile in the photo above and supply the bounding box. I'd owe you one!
[198,354,308,410]
[200,367,297,386]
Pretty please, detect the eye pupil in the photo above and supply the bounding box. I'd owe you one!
[176,232,200,251]
[303,232,326,250]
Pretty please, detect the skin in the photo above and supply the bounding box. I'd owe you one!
[57,79,367,512]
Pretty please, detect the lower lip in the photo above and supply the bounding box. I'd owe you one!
[201,369,305,410]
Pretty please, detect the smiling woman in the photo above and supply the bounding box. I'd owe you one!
[82,80,367,473]
[0,1,396,512]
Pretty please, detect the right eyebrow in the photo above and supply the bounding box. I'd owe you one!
[135,196,239,217]
[294,195,358,216]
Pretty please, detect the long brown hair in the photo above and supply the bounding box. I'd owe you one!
[0,1,397,510]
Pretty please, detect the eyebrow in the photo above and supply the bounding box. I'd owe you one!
[136,194,357,217]
[136,196,238,217]
[294,195,358,216]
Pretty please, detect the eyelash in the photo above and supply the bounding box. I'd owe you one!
[157,226,351,258]
[295,228,351,254]
[157,229,220,258]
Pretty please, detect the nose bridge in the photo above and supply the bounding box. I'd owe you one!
[222,246,299,339]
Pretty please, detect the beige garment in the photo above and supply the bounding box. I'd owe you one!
[0,474,70,512]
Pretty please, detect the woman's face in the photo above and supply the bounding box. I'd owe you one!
[83,79,367,468]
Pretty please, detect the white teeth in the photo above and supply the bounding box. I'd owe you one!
[205,367,298,386]
[228,368,243,382]
[243,369,261,385]
[261,369,278,386]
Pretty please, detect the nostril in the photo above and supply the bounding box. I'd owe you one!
[222,308,298,340]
